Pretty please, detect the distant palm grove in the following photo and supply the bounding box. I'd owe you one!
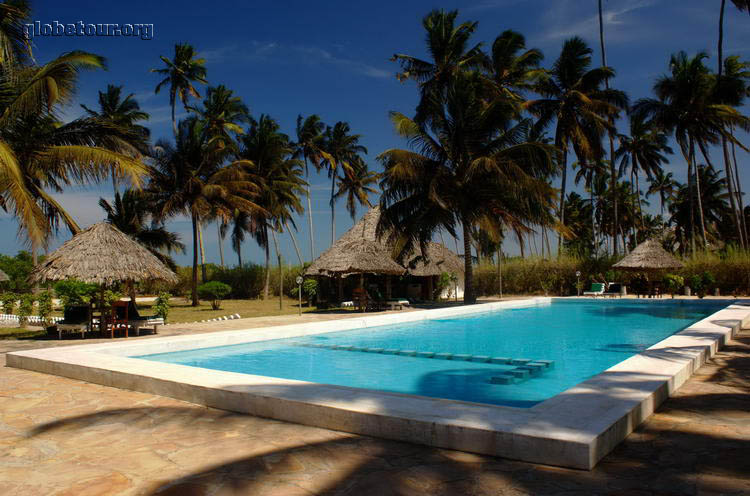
[0,1,749,304]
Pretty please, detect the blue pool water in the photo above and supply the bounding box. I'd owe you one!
[136,300,725,408]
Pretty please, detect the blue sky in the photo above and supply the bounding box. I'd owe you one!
[1,0,749,264]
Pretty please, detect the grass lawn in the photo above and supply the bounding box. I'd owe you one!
[0,327,46,339]
[152,297,326,324]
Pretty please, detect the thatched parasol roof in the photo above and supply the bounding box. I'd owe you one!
[305,239,405,276]
[305,206,463,278]
[0,269,8,282]
[30,223,179,286]
[612,239,684,271]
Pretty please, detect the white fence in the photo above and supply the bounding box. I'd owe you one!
[0,314,64,324]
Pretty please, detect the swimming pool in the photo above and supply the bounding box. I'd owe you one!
[8,297,747,469]
[136,300,725,408]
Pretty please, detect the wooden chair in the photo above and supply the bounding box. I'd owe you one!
[109,301,130,338]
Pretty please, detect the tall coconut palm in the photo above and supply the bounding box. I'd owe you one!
[294,114,327,261]
[718,0,749,78]
[148,117,263,306]
[484,30,544,102]
[573,158,607,253]
[647,169,677,215]
[616,115,672,240]
[320,122,367,246]
[597,0,621,255]
[391,9,485,124]
[238,115,306,301]
[81,84,150,194]
[527,37,627,254]
[99,189,184,269]
[378,72,557,304]
[333,157,379,220]
[151,43,208,138]
[632,52,748,253]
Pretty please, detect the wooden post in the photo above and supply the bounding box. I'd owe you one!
[337,276,344,303]
[386,275,392,299]
[427,276,434,301]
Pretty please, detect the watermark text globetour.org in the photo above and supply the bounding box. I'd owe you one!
[25,21,154,40]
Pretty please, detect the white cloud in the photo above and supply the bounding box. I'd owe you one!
[537,0,657,43]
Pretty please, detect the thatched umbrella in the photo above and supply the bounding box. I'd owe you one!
[0,269,8,282]
[613,239,683,296]
[30,223,178,334]
[31,223,178,286]
[305,239,405,277]
[405,242,465,277]
[612,239,684,271]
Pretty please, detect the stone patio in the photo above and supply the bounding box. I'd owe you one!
[1,312,749,495]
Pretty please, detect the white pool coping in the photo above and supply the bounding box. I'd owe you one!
[7,297,750,469]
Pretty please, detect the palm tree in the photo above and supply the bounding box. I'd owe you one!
[484,30,544,102]
[527,37,627,254]
[151,43,208,138]
[573,159,607,254]
[148,117,263,306]
[597,0,621,256]
[616,115,672,240]
[0,52,148,257]
[99,189,184,269]
[718,1,749,77]
[0,0,32,69]
[333,157,379,220]
[647,169,677,215]
[391,9,485,124]
[633,52,748,253]
[81,84,150,194]
[378,72,556,304]
[321,122,367,246]
[294,114,327,261]
[238,115,306,301]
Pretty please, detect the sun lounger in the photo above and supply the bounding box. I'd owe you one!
[53,305,91,339]
[583,283,605,297]
[603,283,624,298]
[386,299,410,310]
[125,300,163,335]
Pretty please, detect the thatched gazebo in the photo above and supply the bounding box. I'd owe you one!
[613,239,684,272]
[31,223,178,286]
[31,223,178,332]
[613,239,683,296]
[306,207,464,302]
[0,269,8,282]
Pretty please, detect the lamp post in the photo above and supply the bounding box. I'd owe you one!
[576,271,581,297]
[296,276,303,316]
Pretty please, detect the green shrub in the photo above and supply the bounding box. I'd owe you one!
[662,274,685,298]
[198,281,232,310]
[436,272,454,299]
[54,279,97,310]
[1,292,17,315]
[153,292,171,321]
[17,294,34,328]
[687,274,704,297]
[302,278,318,305]
[0,251,40,292]
[37,291,53,326]
[211,265,266,299]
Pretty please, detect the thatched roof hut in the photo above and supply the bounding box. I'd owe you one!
[30,223,179,286]
[613,239,684,271]
[305,207,463,278]
[0,269,8,282]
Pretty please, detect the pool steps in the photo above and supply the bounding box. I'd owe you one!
[293,342,554,384]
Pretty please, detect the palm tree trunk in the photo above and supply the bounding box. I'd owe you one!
[730,128,748,243]
[691,139,708,249]
[462,216,476,304]
[263,226,270,300]
[285,221,304,265]
[681,140,697,254]
[714,138,744,247]
[191,212,199,306]
[198,223,207,282]
[635,170,645,239]
[305,157,315,261]
[544,226,552,259]
[330,170,337,247]
[630,168,638,244]
[496,245,503,298]
[171,91,178,138]
[218,223,225,268]
[719,0,727,76]
[557,133,568,255]
[272,229,282,310]
[599,0,619,256]
[518,230,525,258]
[237,242,243,267]
[590,188,597,255]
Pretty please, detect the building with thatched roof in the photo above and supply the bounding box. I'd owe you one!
[0,268,9,283]
[306,207,464,302]
[613,239,684,272]
[31,223,179,286]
